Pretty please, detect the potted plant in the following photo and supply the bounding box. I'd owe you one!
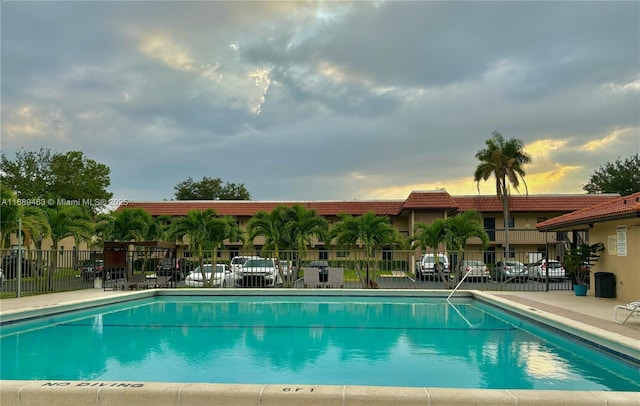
[563,242,604,296]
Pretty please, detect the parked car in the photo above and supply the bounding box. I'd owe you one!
[230,256,261,273]
[492,261,528,282]
[156,257,193,281]
[528,259,566,281]
[235,258,282,287]
[458,260,490,282]
[415,253,450,280]
[185,264,234,287]
[80,260,104,281]
[1,253,36,279]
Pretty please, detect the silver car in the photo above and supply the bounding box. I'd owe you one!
[492,261,528,282]
[458,260,490,282]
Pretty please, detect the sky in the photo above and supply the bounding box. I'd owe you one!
[2,1,639,203]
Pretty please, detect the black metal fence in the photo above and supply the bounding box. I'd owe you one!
[0,248,574,298]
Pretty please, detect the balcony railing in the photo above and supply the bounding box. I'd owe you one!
[467,229,562,245]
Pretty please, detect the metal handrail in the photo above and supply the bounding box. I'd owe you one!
[447,270,471,301]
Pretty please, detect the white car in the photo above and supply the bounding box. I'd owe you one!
[415,253,450,280]
[235,258,282,287]
[185,264,234,287]
[528,259,566,281]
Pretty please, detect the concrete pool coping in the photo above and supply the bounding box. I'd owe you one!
[1,289,639,405]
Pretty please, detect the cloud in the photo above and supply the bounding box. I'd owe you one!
[1,1,638,202]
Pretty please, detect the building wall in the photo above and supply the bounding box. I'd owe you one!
[589,221,640,303]
[4,235,88,252]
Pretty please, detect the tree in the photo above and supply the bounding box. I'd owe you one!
[474,131,531,259]
[410,218,450,285]
[174,176,251,200]
[0,187,21,249]
[97,208,154,242]
[582,153,640,196]
[281,204,329,287]
[330,211,400,288]
[171,209,218,286]
[246,205,291,284]
[44,206,94,274]
[1,148,113,213]
[202,216,243,287]
[446,211,489,281]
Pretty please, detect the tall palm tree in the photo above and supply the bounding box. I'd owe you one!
[330,211,400,288]
[410,218,449,285]
[282,204,329,287]
[446,211,490,281]
[246,205,291,283]
[474,131,531,260]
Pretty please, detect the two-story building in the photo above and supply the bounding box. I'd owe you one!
[123,190,619,267]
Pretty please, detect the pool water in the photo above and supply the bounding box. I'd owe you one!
[1,296,638,391]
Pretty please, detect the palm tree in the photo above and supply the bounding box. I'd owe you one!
[246,205,291,284]
[100,208,153,242]
[44,205,94,276]
[410,218,449,285]
[0,187,21,250]
[202,215,243,287]
[282,204,329,287]
[446,211,490,281]
[19,206,52,280]
[171,209,216,286]
[330,211,400,288]
[474,131,531,260]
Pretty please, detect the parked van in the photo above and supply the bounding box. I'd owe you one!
[415,253,450,280]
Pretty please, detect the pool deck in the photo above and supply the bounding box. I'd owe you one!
[1,289,639,406]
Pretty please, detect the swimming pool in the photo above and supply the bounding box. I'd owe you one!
[1,293,638,392]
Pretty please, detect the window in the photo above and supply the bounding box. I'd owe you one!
[318,248,328,260]
[504,217,515,229]
[507,247,515,259]
[336,251,349,258]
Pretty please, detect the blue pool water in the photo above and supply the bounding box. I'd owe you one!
[1,295,638,391]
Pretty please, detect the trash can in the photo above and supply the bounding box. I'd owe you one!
[94,277,103,289]
[594,272,616,298]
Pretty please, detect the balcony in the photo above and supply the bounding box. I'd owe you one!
[467,229,561,245]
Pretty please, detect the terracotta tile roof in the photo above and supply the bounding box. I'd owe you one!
[452,194,620,213]
[120,192,621,219]
[537,192,640,230]
[122,200,405,217]
[403,190,458,210]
